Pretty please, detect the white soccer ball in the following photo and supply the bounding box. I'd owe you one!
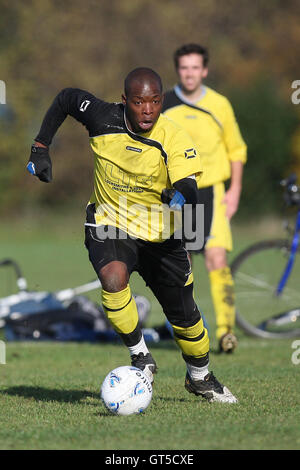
[100,365,153,416]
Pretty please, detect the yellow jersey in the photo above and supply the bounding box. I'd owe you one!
[163,85,247,188]
[35,88,202,242]
[89,113,202,241]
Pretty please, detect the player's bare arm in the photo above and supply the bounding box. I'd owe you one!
[222,161,244,220]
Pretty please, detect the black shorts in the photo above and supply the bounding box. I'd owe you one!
[84,224,192,288]
[84,205,200,329]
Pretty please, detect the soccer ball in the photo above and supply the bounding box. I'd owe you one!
[100,366,152,416]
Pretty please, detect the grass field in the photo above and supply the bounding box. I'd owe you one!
[0,214,299,450]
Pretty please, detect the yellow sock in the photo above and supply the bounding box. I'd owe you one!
[102,285,139,335]
[171,318,209,362]
[209,267,235,340]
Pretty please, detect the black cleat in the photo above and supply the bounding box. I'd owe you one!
[131,352,157,384]
[219,332,238,354]
[185,371,238,403]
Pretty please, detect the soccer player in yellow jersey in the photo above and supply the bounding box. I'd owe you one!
[27,67,237,402]
[163,44,247,353]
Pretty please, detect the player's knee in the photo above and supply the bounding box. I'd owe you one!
[205,247,227,271]
[99,261,129,292]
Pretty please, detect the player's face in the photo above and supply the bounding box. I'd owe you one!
[177,53,208,93]
[122,81,163,133]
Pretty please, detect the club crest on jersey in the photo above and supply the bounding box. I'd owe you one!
[79,100,91,112]
[184,148,197,159]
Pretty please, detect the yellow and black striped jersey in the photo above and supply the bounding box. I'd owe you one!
[163,85,247,188]
[35,88,202,242]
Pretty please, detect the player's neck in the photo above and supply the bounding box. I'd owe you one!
[178,84,205,104]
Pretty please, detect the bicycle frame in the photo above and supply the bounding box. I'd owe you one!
[276,209,300,296]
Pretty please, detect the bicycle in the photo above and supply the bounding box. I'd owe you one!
[230,174,300,339]
[0,259,153,341]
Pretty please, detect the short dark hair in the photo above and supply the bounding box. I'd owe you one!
[124,67,163,96]
[173,43,209,69]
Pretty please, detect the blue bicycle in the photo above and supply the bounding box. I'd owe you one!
[230,174,300,338]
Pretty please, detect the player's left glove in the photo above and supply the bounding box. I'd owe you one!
[161,188,186,210]
[27,145,52,183]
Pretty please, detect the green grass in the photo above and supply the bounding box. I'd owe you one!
[0,214,299,450]
[1,339,299,450]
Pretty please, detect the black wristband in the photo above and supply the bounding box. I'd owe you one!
[173,178,198,205]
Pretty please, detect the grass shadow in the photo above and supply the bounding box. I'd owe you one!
[1,386,98,404]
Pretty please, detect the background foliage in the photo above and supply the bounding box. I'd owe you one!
[1,0,300,217]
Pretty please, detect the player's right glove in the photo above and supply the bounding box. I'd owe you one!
[27,145,52,183]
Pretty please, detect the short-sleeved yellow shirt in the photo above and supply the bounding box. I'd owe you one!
[163,86,247,188]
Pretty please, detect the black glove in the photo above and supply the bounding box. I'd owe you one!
[161,188,186,210]
[27,145,52,183]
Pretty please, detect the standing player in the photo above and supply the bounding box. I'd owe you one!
[27,67,237,402]
[163,44,247,353]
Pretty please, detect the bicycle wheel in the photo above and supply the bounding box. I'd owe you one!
[231,239,300,338]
